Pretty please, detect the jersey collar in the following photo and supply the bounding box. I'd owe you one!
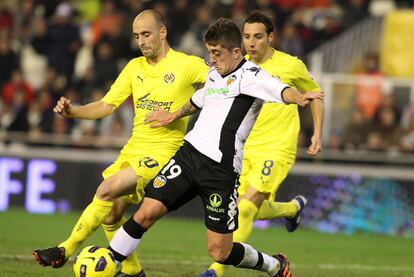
[220,58,246,78]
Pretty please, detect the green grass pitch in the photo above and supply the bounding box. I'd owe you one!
[0,209,413,276]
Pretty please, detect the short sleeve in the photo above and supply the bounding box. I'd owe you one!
[240,66,290,103]
[101,61,133,108]
[190,86,206,109]
[293,60,321,93]
[184,56,209,85]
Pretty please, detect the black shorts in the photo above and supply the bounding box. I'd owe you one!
[145,142,239,234]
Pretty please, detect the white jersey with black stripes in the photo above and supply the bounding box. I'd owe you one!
[184,59,290,173]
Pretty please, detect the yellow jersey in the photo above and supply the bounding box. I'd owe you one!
[244,49,321,163]
[102,49,208,155]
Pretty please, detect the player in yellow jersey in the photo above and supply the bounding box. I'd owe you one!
[33,9,208,276]
[201,11,324,277]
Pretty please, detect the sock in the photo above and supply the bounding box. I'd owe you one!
[222,242,279,275]
[59,196,113,257]
[109,217,147,263]
[255,200,297,220]
[103,218,143,275]
[234,199,259,242]
[208,199,258,276]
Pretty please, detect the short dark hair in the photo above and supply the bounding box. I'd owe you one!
[243,11,274,34]
[203,18,242,50]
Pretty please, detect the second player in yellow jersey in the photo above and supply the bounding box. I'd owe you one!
[34,10,208,277]
[239,49,321,200]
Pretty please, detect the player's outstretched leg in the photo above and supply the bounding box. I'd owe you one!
[33,196,113,267]
[199,198,259,277]
[284,195,307,232]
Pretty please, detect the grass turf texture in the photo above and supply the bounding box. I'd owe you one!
[0,209,413,277]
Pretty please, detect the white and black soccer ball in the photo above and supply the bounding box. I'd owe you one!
[73,245,116,277]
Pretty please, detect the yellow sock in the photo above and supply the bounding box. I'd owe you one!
[103,218,143,275]
[209,262,225,277]
[255,200,297,220]
[234,199,259,242]
[59,196,113,257]
[209,199,258,277]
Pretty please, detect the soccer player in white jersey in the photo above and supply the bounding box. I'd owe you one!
[202,11,324,277]
[107,18,323,277]
[33,10,208,276]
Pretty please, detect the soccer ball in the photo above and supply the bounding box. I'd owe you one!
[73,245,117,277]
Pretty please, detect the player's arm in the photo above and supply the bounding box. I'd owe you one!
[307,97,324,155]
[144,100,198,128]
[282,88,323,107]
[295,60,325,155]
[53,97,116,119]
[242,67,323,106]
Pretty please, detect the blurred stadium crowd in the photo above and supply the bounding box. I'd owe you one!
[1,0,414,153]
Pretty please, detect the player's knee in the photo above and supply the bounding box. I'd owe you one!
[207,243,231,263]
[96,179,118,201]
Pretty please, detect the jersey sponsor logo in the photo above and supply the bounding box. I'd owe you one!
[209,193,222,208]
[153,175,167,188]
[209,77,215,82]
[206,87,229,96]
[206,193,225,213]
[247,66,261,76]
[226,75,237,86]
[136,93,173,111]
[164,73,175,83]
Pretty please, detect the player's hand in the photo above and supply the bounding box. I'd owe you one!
[144,109,176,128]
[307,135,322,156]
[297,91,324,107]
[53,97,73,118]
[305,91,324,101]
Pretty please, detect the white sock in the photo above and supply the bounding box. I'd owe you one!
[238,243,280,275]
[109,226,141,260]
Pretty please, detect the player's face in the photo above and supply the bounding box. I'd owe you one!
[206,44,240,75]
[132,17,165,60]
[243,23,272,62]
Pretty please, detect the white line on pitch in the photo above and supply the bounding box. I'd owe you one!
[2,254,414,273]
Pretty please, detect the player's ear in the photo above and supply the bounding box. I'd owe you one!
[233,47,242,59]
[160,26,167,40]
[268,31,276,45]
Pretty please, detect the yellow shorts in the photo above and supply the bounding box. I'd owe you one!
[238,154,293,201]
[102,150,175,204]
